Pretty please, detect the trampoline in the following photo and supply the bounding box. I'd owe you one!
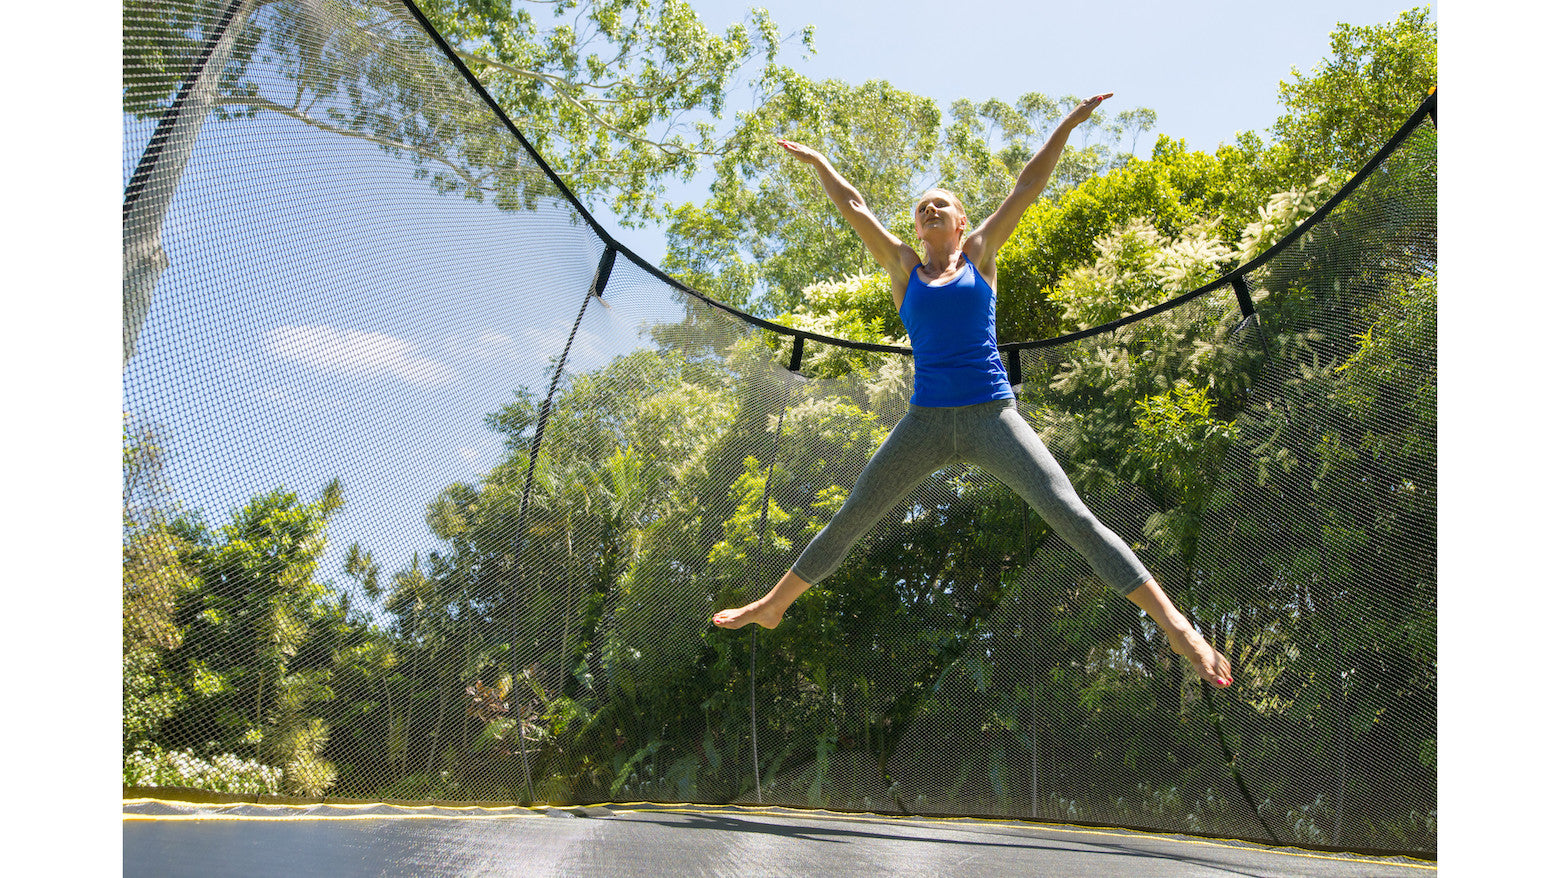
[124,799,1434,877]
[122,1,1437,874]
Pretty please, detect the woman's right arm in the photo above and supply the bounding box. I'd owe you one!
[778,140,918,294]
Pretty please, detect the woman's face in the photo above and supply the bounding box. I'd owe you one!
[914,190,966,240]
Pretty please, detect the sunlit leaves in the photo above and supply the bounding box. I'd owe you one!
[1271,7,1437,183]
[125,0,813,222]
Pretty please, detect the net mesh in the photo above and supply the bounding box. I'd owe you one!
[122,0,1436,855]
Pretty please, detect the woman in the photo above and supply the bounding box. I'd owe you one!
[713,94,1232,689]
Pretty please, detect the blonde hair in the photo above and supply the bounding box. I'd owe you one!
[913,188,968,236]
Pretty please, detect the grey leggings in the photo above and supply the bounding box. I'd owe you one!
[791,398,1153,598]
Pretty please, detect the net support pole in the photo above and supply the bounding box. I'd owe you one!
[753,334,808,797]
[505,245,615,803]
[744,373,796,803]
[512,244,616,563]
[123,0,259,368]
[514,244,616,548]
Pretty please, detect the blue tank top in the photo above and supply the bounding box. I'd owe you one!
[898,256,1014,407]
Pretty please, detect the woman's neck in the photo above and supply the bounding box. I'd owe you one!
[920,240,963,274]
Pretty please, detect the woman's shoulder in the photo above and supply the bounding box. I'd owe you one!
[960,241,998,291]
[888,243,921,310]
[888,243,920,283]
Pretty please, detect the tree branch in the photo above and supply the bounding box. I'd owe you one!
[219,94,490,193]
[455,50,723,159]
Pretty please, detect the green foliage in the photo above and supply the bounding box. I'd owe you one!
[124,424,199,650]
[1233,173,1338,264]
[1050,218,1227,331]
[1130,383,1238,481]
[792,272,900,336]
[664,81,1153,315]
[264,671,339,797]
[481,387,541,452]
[125,0,813,223]
[124,649,186,753]
[417,0,816,222]
[1271,7,1438,182]
[1334,272,1437,453]
[664,76,941,312]
[706,456,793,575]
[938,93,1157,222]
[996,136,1279,343]
[124,421,201,754]
[137,481,348,797]
[770,274,910,383]
[1127,382,1240,559]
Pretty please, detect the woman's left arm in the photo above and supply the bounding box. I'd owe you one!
[965,94,1111,273]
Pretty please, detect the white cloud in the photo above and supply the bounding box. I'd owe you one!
[456,435,500,465]
[266,324,457,387]
[457,329,521,361]
[441,299,624,374]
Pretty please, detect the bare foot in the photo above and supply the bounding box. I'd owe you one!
[1126,581,1233,689]
[712,597,786,630]
[1166,625,1233,689]
[713,571,813,630]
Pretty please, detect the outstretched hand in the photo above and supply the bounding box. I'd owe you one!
[777,138,825,165]
[1063,93,1113,128]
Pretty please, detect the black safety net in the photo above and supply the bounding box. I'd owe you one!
[122,0,1436,857]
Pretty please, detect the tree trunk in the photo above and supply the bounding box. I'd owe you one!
[124,0,262,367]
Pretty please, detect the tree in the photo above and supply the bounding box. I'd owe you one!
[124,0,812,223]
[663,79,1155,316]
[161,481,347,796]
[939,93,1157,222]
[123,421,199,755]
[663,76,941,313]
[1270,7,1437,183]
[416,0,813,223]
[122,0,812,363]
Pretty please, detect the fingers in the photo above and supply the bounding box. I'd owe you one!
[777,138,819,164]
[1065,95,1111,125]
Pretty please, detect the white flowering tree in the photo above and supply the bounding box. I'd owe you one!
[129,483,346,797]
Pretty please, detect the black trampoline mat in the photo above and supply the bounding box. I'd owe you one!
[123,800,1435,877]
